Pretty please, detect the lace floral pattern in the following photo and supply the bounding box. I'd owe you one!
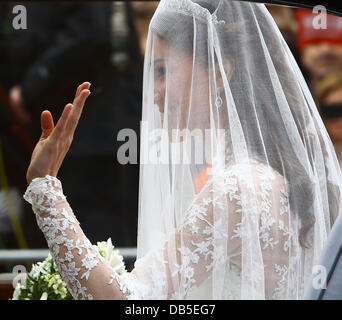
[175,161,293,299]
[24,160,295,299]
[23,176,133,300]
[127,160,293,299]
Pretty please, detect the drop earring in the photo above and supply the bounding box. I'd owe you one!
[215,87,223,108]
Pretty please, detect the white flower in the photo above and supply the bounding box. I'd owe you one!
[29,264,42,280]
[108,251,126,275]
[95,238,126,275]
[40,292,48,300]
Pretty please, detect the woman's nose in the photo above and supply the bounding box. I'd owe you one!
[154,91,161,103]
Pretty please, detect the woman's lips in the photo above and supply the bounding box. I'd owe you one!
[157,103,164,113]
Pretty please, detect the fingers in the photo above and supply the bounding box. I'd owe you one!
[49,82,91,143]
[40,110,55,140]
[49,103,73,140]
[64,89,91,138]
[75,82,91,102]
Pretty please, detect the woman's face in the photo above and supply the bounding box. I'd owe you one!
[323,87,342,142]
[152,34,211,136]
[302,43,342,81]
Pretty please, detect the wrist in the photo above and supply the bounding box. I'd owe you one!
[26,170,57,185]
[26,174,57,185]
[23,175,64,207]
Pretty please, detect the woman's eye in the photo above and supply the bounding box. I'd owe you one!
[155,65,166,78]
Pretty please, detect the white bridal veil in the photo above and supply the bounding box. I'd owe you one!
[129,0,342,299]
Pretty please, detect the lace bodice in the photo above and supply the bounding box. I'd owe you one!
[23,161,297,300]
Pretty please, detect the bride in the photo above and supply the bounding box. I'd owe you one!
[23,0,342,299]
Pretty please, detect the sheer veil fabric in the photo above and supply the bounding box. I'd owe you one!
[133,0,342,299]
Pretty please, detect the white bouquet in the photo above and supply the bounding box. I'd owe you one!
[12,238,126,300]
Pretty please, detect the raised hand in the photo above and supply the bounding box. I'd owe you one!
[26,82,91,184]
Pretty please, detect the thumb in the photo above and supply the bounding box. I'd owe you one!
[40,110,55,140]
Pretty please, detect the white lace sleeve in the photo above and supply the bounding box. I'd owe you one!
[23,175,131,300]
[24,162,292,300]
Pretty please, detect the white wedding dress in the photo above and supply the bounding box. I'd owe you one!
[22,0,342,300]
[23,160,299,300]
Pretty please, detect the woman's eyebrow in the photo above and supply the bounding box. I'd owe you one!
[154,58,165,64]
[149,58,166,68]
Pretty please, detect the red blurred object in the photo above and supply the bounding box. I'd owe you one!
[0,84,35,153]
[296,9,342,51]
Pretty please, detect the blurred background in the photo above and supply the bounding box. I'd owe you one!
[0,1,341,296]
